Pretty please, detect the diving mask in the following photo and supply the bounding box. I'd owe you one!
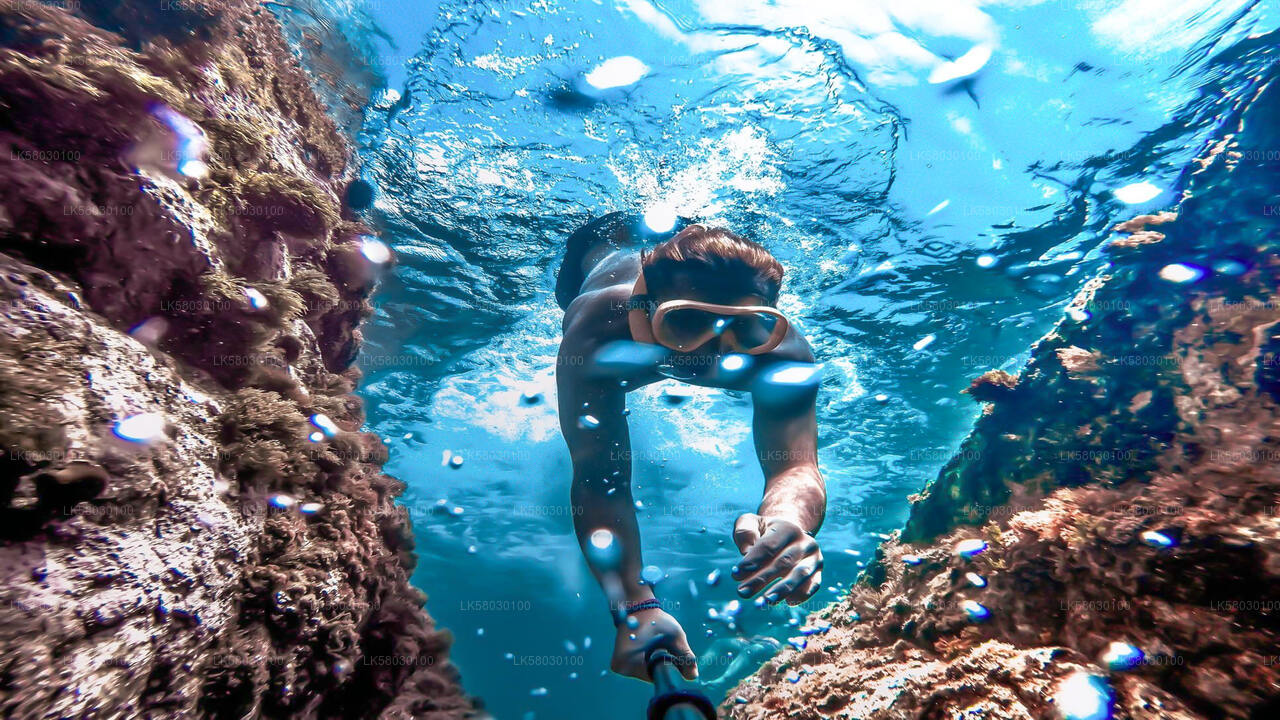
[626,273,789,355]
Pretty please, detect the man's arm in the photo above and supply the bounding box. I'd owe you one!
[557,287,696,681]
[557,307,648,604]
[753,385,824,532]
[731,331,826,606]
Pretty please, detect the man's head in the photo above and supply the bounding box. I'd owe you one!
[640,225,784,306]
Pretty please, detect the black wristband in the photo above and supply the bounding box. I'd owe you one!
[614,598,662,624]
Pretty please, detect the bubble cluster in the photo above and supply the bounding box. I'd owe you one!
[955,538,988,560]
[1100,641,1143,671]
[113,412,166,443]
[1157,263,1205,284]
[244,287,269,310]
[1055,672,1114,720]
[962,600,990,622]
[360,236,392,264]
[584,56,649,89]
[309,413,339,437]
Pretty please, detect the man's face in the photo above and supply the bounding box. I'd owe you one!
[652,271,770,366]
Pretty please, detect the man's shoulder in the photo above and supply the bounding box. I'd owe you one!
[563,283,631,329]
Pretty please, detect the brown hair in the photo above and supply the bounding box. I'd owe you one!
[641,225,784,304]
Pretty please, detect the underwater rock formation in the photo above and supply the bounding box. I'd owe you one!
[0,1,471,718]
[728,51,1280,720]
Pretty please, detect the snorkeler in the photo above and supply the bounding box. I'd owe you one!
[555,212,826,682]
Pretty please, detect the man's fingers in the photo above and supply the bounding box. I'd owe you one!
[630,620,697,682]
[737,542,805,597]
[645,640,697,682]
[765,557,820,605]
[673,639,699,681]
[788,569,823,606]
[735,561,782,598]
[733,514,762,554]
[733,522,800,580]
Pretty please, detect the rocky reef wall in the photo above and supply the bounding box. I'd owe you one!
[0,1,471,718]
[728,39,1280,720]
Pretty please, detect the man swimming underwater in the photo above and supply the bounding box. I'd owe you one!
[555,212,826,682]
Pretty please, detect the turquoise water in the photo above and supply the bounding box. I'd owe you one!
[274,1,1279,717]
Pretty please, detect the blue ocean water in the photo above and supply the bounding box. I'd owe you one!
[277,1,1278,717]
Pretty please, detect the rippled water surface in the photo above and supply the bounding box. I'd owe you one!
[296,0,1280,717]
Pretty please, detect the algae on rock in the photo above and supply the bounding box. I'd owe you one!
[0,1,473,718]
[729,40,1280,720]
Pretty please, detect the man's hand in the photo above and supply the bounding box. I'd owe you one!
[731,513,823,605]
[612,607,698,682]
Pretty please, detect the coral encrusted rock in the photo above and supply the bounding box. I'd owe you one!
[727,41,1280,720]
[0,1,472,718]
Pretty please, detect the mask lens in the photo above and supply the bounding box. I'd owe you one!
[661,308,717,347]
[730,311,781,349]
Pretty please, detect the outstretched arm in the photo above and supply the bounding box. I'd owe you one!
[732,332,826,606]
[557,332,647,604]
[752,385,825,533]
[557,288,696,681]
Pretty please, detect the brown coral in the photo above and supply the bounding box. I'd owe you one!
[964,369,1020,404]
[730,72,1280,720]
[0,1,472,718]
